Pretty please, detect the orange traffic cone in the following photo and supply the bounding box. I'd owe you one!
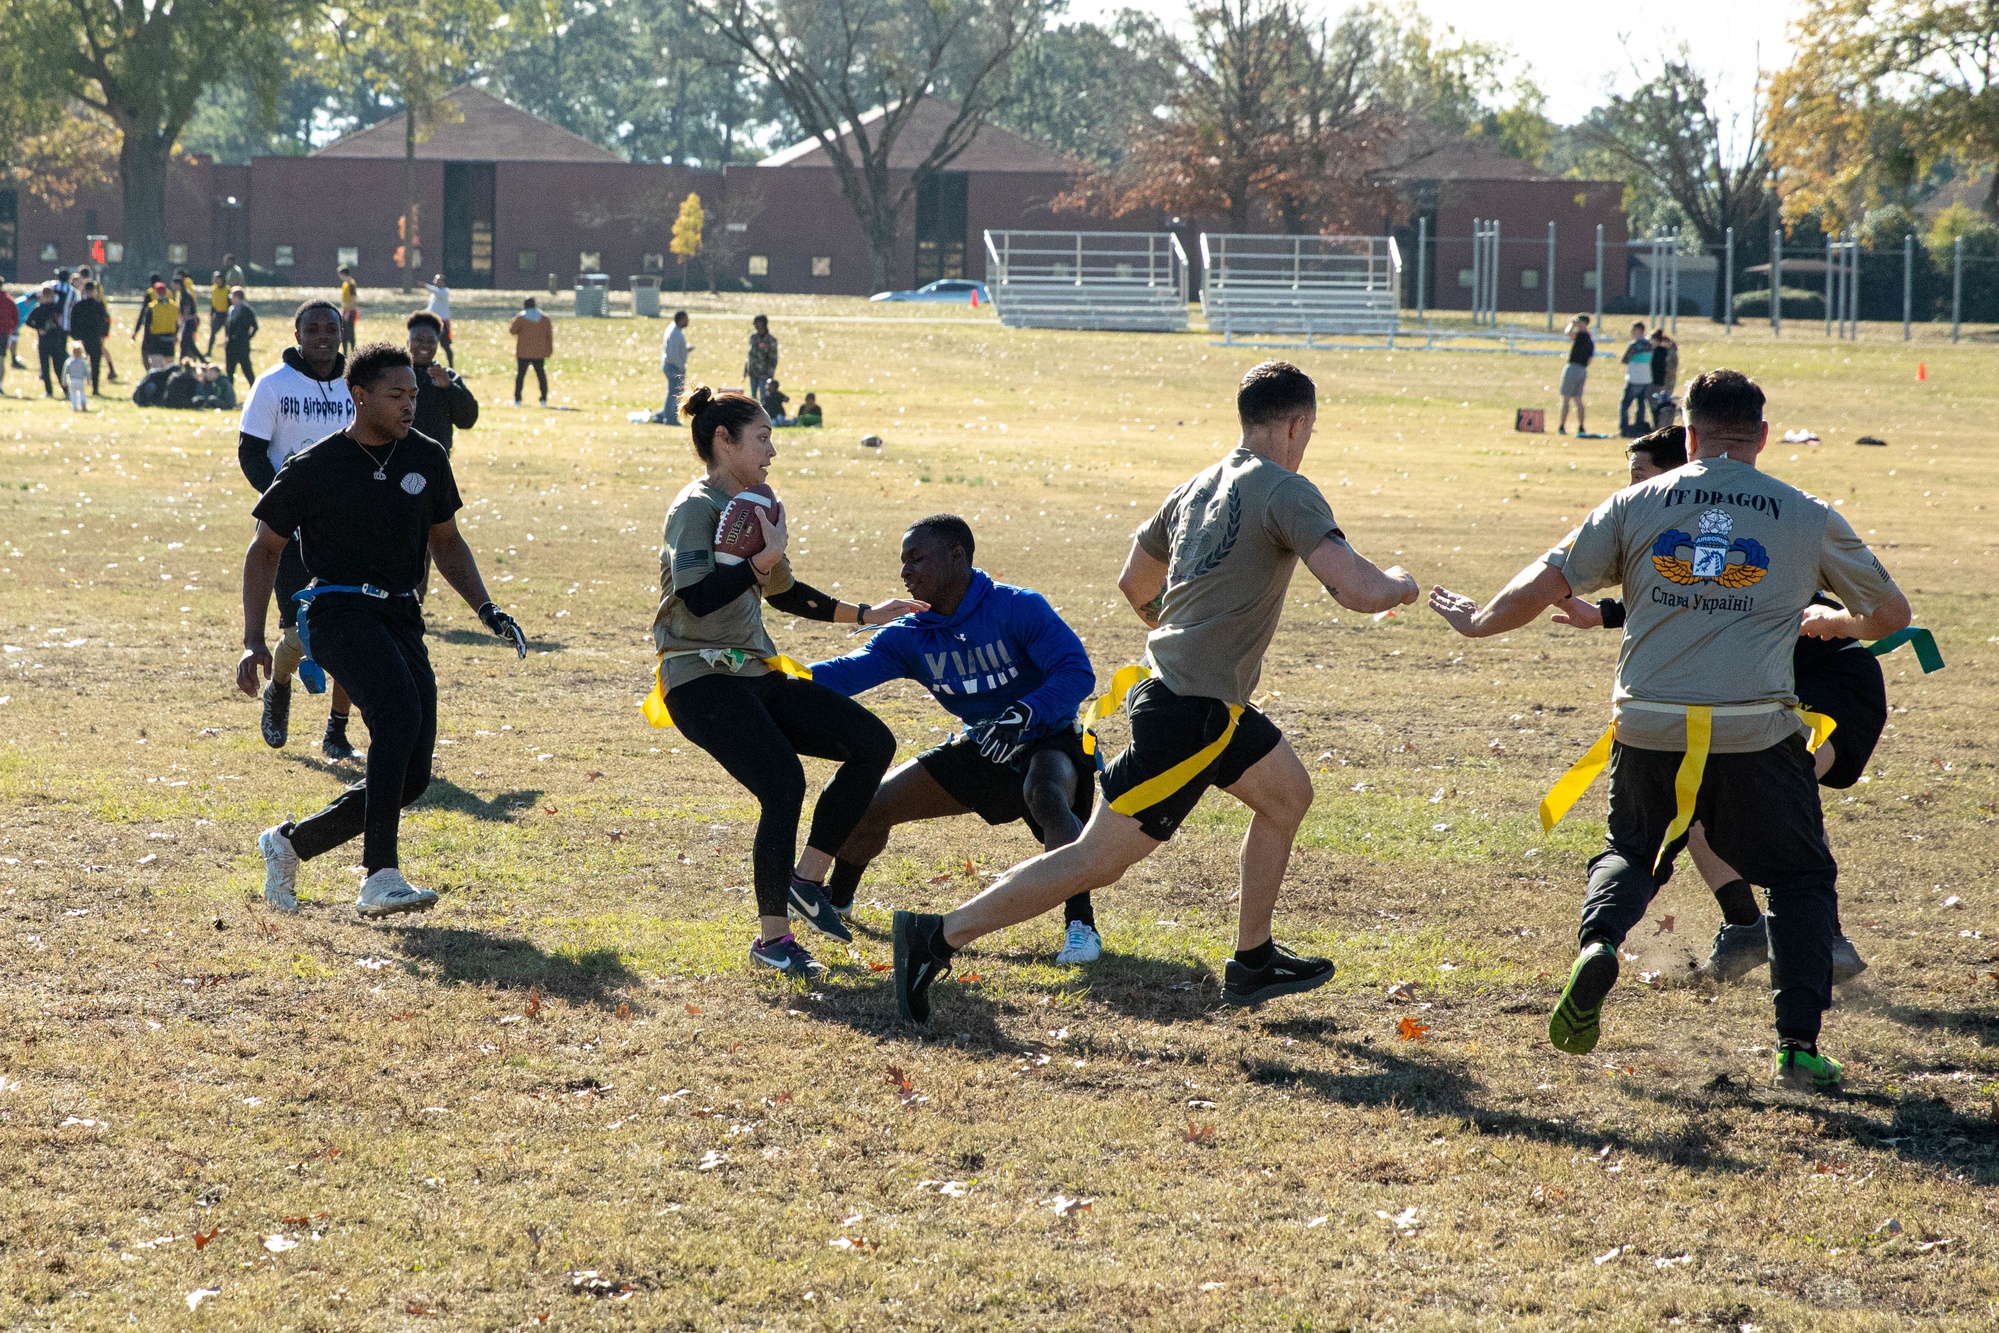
[1918,362,1927,381]
[971,288,980,308]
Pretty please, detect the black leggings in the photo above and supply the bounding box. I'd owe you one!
[287,598,434,872]
[515,358,547,402]
[225,344,254,388]
[668,671,895,919]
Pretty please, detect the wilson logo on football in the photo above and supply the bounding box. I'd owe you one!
[713,485,777,565]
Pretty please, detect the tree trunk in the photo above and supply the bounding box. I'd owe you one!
[114,124,172,291]
[402,109,417,294]
[867,205,899,295]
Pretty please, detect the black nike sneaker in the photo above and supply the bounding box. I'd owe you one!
[892,910,954,1024]
[1223,941,1335,1007]
[786,876,852,943]
[260,679,292,749]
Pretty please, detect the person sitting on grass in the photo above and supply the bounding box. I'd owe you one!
[795,393,822,428]
[761,377,791,425]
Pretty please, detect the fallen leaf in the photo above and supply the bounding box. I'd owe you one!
[829,1236,877,1251]
[685,1003,703,1015]
[1045,1194,1094,1218]
[544,805,558,814]
[279,1213,328,1226]
[927,872,952,885]
[585,771,603,781]
[1653,914,1676,935]
[1385,981,1419,1002]
[615,1002,632,1020]
[525,987,542,1019]
[1184,1120,1215,1145]
[185,1287,221,1312]
[866,962,891,973]
[957,973,982,984]
[961,856,976,877]
[608,830,624,844]
[1487,738,1506,754]
[1398,1016,1430,1042]
[885,1065,913,1095]
[405,1301,434,1316]
[193,1227,219,1250]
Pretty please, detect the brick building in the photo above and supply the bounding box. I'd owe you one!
[3,91,1625,306]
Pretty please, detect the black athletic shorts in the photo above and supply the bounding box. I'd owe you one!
[1798,642,1887,790]
[917,724,1094,842]
[1099,676,1283,842]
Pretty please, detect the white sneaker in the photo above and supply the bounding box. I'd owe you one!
[258,824,299,912]
[1055,921,1102,964]
[356,867,440,919]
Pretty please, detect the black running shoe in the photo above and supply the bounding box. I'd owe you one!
[1830,935,1869,984]
[260,679,292,749]
[892,910,953,1024]
[321,721,357,762]
[1706,918,1769,983]
[1223,941,1335,1007]
[786,876,852,943]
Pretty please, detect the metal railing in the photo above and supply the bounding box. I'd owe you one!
[983,230,1189,331]
[1200,233,1402,338]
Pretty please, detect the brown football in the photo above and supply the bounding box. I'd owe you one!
[713,484,778,565]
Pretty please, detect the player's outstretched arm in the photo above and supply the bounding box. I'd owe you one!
[1801,591,1911,641]
[236,522,288,695]
[1430,560,1573,638]
[1116,540,1169,628]
[431,518,527,656]
[1303,536,1419,613]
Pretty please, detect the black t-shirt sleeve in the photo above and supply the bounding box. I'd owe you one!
[251,454,310,536]
[428,447,464,526]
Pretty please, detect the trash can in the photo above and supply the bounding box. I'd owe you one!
[574,273,611,318]
[630,275,661,318]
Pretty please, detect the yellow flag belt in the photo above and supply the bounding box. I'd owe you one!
[641,650,815,728]
[1539,703,1836,871]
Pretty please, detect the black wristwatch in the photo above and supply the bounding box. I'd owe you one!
[854,601,873,626]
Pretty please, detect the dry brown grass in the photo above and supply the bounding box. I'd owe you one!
[2,293,1996,1330]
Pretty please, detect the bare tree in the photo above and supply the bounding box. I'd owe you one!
[693,0,1050,292]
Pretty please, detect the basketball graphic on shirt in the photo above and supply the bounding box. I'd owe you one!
[401,472,427,495]
[1651,509,1767,588]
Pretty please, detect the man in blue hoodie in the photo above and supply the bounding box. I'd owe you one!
[809,514,1106,963]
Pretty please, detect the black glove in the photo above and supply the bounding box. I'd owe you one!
[478,601,528,658]
[970,702,1034,765]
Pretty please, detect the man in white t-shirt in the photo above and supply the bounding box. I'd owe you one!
[237,300,358,757]
[421,276,453,367]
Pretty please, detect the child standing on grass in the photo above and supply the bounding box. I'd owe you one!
[63,342,89,411]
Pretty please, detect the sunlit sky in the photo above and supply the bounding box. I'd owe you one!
[1057,0,1805,127]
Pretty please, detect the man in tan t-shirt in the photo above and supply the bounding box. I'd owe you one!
[892,361,1419,1024]
[1428,369,1911,1092]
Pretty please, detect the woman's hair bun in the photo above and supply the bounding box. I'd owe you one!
[680,385,715,418]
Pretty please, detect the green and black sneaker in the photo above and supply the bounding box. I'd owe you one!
[1548,940,1620,1055]
[1774,1045,1844,1092]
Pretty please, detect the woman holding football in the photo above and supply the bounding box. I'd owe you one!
[653,386,922,975]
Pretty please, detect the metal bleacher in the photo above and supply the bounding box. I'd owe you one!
[1199,233,1402,341]
[983,230,1190,332]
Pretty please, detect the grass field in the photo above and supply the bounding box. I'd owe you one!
[2,290,1996,1330]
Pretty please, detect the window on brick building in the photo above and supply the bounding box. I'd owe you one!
[517,250,537,272]
[748,255,769,276]
[811,256,832,277]
[1521,269,1540,289]
[275,245,294,268]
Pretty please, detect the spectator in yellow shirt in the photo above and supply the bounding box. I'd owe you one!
[338,265,359,351]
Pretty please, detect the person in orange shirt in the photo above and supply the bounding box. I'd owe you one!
[508,296,553,405]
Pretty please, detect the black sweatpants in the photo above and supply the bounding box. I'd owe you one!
[225,342,254,389]
[37,337,65,395]
[667,671,895,919]
[286,597,434,872]
[514,358,547,402]
[1582,734,1838,1042]
[79,337,104,394]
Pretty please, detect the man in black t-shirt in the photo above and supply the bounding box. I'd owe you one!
[1558,314,1593,436]
[236,342,526,918]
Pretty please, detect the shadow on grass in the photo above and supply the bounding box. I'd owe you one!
[1654,1072,1999,1183]
[1878,1003,1999,1048]
[387,924,636,1008]
[1241,1040,1759,1173]
[415,776,543,822]
[969,946,1218,1024]
[432,627,563,652]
